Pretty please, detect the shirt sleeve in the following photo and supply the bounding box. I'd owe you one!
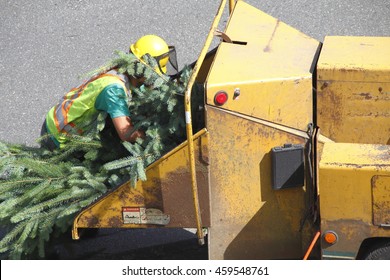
[95,84,130,118]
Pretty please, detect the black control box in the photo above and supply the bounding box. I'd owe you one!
[271,143,304,190]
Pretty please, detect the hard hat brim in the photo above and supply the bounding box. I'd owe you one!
[130,44,139,58]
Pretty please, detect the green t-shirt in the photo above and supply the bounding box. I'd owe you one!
[95,84,130,118]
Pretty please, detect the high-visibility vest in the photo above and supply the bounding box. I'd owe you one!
[45,70,130,147]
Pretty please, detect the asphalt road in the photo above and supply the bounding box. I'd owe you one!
[1,0,389,259]
[1,0,389,146]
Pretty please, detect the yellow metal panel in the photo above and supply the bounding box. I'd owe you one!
[320,143,390,222]
[372,176,390,226]
[207,106,311,260]
[206,1,320,131]
[320,142,390,167]
[319,143,390,257]
[317,81,390,144]
[318,36,390,82]
[73,129,210,238]
[317,36,390,144]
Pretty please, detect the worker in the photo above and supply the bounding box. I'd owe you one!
[41,35,178,150]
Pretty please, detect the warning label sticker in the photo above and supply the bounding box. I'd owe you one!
[122,207,170,225]
[122,207,144,224]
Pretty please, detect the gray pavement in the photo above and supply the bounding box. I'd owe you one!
[1,0,389,259]
[1,0,389,145]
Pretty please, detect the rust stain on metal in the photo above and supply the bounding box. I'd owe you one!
[324,162,390,169]
[324,162,363,169]
[263,19,280,52]
[74,130,210,229]
[117,187,145,205]
[327,91,342,122]
[317,84,343,139]
[200,135,210,165]
[256,125,277,140]
[108,216,123,227]
[158,166,210,227]
[358,92,373,100]
[320,82,328,90]
[85,215,99,227]
[375,146,390,161]
[339,66,366,72]
[372,176,390,225]
[144,182,163,200]
[133,194,145,205]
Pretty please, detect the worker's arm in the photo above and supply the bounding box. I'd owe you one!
[111,116,145,143]
[96,84,145,142]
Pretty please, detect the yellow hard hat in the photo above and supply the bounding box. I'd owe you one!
[130,35,170,74]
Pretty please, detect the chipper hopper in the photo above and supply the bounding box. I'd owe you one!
[73,0,390,260]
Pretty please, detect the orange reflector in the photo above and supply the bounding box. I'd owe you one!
[323,231,338,244]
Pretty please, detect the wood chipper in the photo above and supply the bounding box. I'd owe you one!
[72,0,390,260]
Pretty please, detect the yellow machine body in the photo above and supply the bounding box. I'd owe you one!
[205,1,319,259]
[316,35,390,259]
[73,0,390,260]
[72,130,210,239]
[319,143,390,259]
[205,2,318,132]
[317,36,390,144]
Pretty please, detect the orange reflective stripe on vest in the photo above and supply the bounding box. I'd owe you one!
[54,73,124,133]
[46,69,130,146]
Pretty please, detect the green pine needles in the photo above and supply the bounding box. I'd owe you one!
[0,140,108,259]
[0,51,195,259]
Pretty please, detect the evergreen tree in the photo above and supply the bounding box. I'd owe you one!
[0,51,195,259]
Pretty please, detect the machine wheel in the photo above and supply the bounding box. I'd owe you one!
[364,240,390,260]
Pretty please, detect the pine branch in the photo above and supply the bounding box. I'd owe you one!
[0,51,195,259]
[0,221,28,253]
[103,156,142,171]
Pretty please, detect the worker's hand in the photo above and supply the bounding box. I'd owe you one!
[132,129,146,141]
[111,116,145,143]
